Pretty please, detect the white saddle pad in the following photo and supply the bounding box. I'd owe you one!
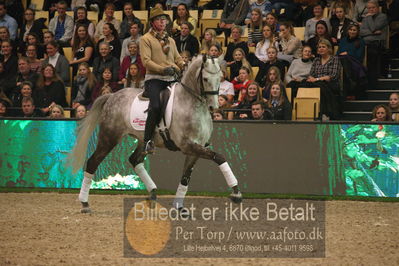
[130,83,176,131]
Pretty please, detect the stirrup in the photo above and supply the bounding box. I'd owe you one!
[142,140,155,155]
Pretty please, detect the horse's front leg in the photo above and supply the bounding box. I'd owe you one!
[182,142,242,203]
[173,155,198,215]
[129,140,157,205]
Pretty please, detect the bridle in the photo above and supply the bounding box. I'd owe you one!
[181,56,221,104]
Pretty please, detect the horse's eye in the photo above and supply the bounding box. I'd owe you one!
[204,78,208,82]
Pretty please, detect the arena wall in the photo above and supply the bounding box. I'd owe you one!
[0,119,398,197]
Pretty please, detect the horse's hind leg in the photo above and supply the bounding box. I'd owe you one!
[79,130,122,213]
[173,155,198,214]
[182,142,242,203]
[128,140,157,204]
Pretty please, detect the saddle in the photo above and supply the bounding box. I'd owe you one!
[130,85,180,152]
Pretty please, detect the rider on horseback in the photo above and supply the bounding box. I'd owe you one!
[140,7,184,155]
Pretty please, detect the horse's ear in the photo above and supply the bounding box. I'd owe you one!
[202,54,207,63]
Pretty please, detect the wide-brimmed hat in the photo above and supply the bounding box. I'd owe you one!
[149,7,165,21]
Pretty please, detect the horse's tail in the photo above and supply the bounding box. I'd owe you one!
[68,94,111,174]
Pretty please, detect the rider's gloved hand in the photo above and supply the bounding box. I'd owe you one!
[163,66,175,76]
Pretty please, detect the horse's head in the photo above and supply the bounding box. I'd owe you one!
[198,54,221,112]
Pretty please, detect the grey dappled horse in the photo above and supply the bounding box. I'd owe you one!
[69,55,242,213]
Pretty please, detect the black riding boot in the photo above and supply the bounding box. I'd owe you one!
[143,109,158,154]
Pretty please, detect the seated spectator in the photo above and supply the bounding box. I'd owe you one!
[330,0,355,20]
[225,26,249,64]
[91,67,121,102]
[212,109,225,120]
[387,0,399,56]
[304,3,331,42]
[0,98,8,117]
[43,0,60,18]
[42,41,70,84]
[93,42,120,82]
[96,23,122,59]
[261,65,285,99]
[94,3,121,42]
[43,31,65,56]
[120,2,143,40]
[219,69,234,103]
[20,33,45,59]
[123,63,144,89]
[73,6,95,37]
[265,12,280,33]
[286,45,314,102]
[121,22,142,61]
[19,8,46,46]
[245,0,272,25]
[371,104,392,122]
[0,40,18,83]
[180,50,191,74]
[200,29,216,54]
[0,26,16,55]
[307,39,342,120]
[338,23,366,62]
[360,0,388,89]
[21,96,43,117]
[220,0,249,30]
[277,22,303,63]
[0,2,17,40]
[8,58,40,101]
[264,83,292,120]
[337,23,367,99]
[389,92,399,121]
[119,41,145,81]
[307,20,332,55]
[229,48,252,81]
[235,81,263,119]
[174,22,199,57]
[70,24,95,76]
[250,101,267,120]
[247,8,266,47]
[207,43,226,69]
[35,64,67,114]
[166,0,196,11]
[330,5,352,45]
[26,45,43,74]
[75,104,87,119]
[254,25,277,65]
[12,81,34,107]
[255,47,289,87]
[48,104,65,118]
[354,0,369,24]
[48,1,74,46]
[72,62,97,109]
[218,94,234,120]
[172,3,197,37]
[232,66,253,102]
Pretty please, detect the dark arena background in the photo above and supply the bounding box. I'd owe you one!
[1,119,398,265]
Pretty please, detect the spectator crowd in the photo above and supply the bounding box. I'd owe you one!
[0,0,398,121]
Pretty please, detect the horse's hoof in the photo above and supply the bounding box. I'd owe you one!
[81,207,92,213]
[230,191,242,204]
[178,207,191,219]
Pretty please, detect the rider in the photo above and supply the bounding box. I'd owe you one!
[140,7,184,155]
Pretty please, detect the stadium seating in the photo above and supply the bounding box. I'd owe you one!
[292,87,320,120]
[35,11,49,26]
[200,10,223,35]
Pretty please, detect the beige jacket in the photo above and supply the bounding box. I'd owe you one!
[140,31,184,75]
